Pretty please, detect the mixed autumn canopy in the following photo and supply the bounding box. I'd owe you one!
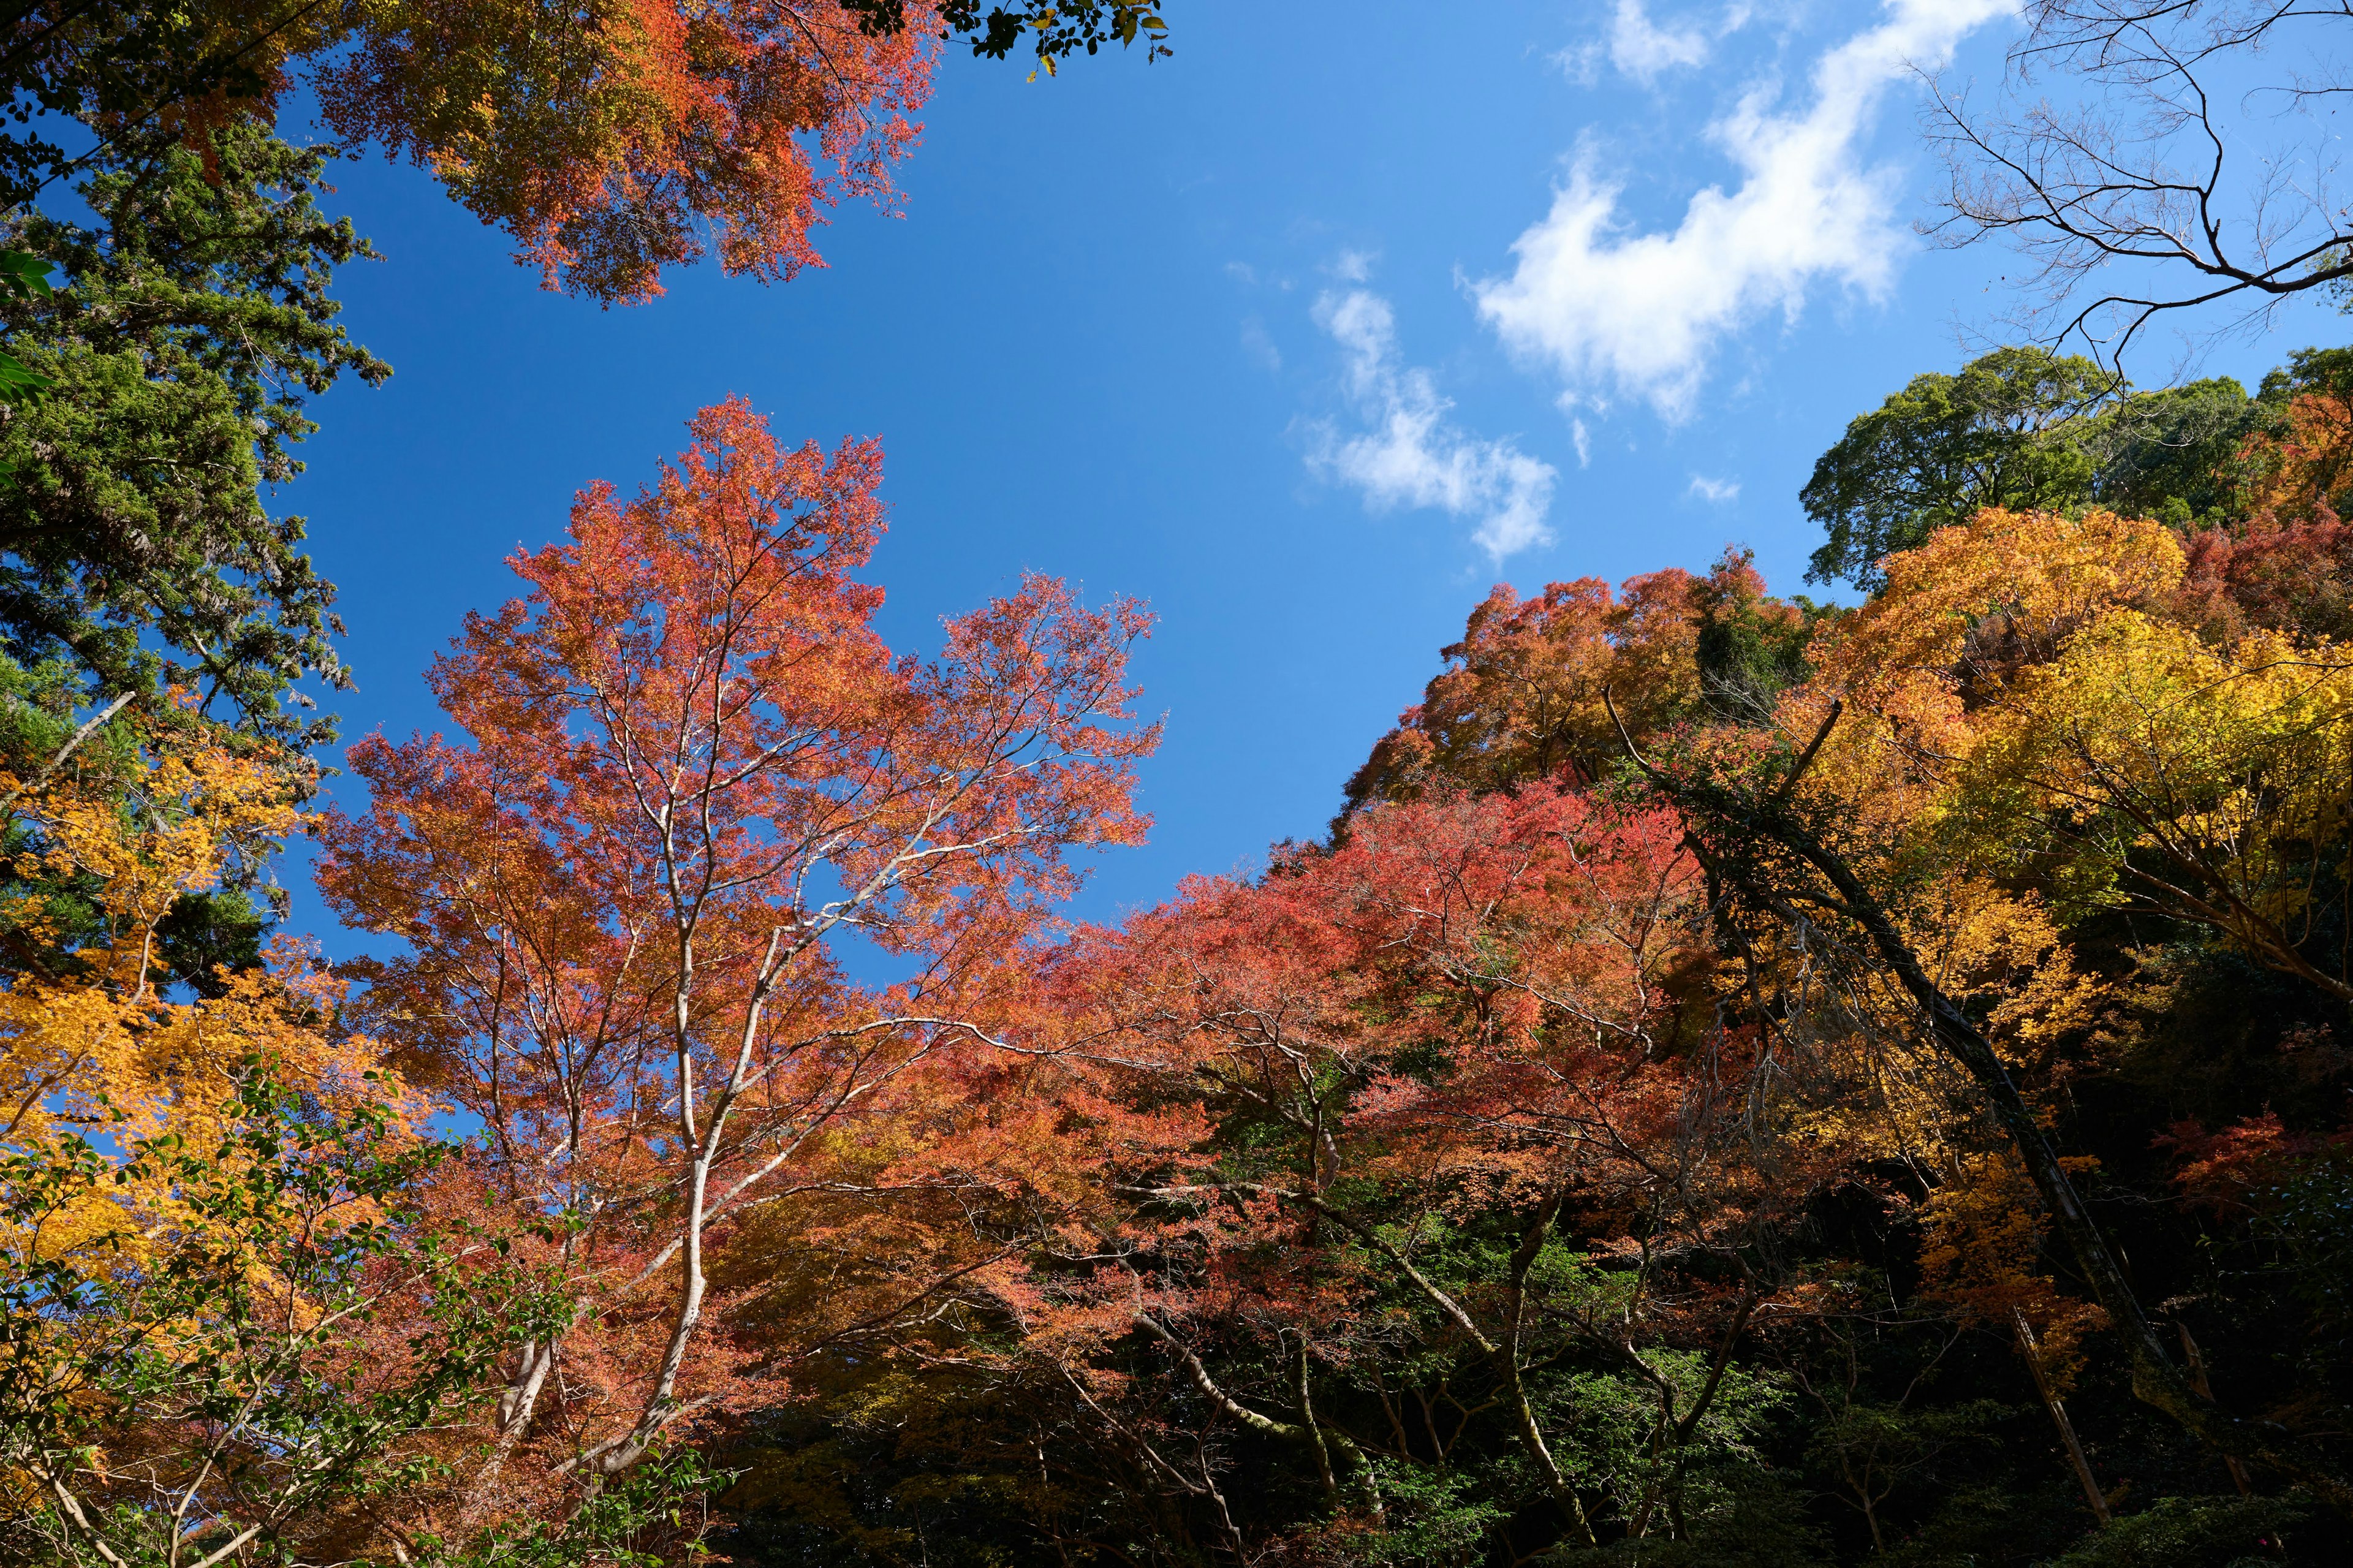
[0,0,1167,303]
[6,358,2352,1564]
[2,3,2353,1567]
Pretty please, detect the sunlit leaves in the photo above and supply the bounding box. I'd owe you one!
[313,398,1154,1531]
[316,0,941,303]
[1960,614,2353,990]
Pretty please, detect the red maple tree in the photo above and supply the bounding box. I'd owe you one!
[316,396,1157,1524]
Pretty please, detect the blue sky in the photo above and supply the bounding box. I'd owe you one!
[278,0,2346,940]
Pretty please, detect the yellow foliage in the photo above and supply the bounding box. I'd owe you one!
[1917,885,2103,1071]
[1959,613,2353,951]
[1816,508,2185,704]
[1781,511,2181,863]
[1916,1152,2106,1390]
[0,711,306,985]
[1771,882,2098,1170]
[1787,504,2353,996]
[0,711,405,1275]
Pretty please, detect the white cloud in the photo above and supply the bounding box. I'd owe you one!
[1240,315,1281,371]
[1332,249,1376,283]
[1610,0,1711,80]
[1478,0,2014,420]
[1688,474,1741,502]
[1561,1,1759,87]
[1306,287,1558,560]
[1571,417,1593,468]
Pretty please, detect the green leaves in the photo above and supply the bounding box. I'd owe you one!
[0,249,54,301]
[849,1,1175,65]
[1802,346,2113,591]
[0,249,55,413]
[1802,339,2353,593]
[0,126,387,746]
[0,352,48,404]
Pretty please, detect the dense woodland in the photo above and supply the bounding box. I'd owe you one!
[4,1,2353,1566]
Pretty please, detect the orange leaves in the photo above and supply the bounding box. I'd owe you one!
[1343,550,1810,812]
[1809,507,2183,730]
[1328,785,1705,1062]
[459,395,891,743]
[2155,1113,2346,1216]
[1028,784,1716,1326]
[2174,510,2353,644]
[392,395,1155,983]
[316,399,1154,1504]
[0,708,364,1157]
[3,708,308,982]
[1915,1153,2105,1387]
[0,710,406,1282]
[1071,782,1707,1113]
[314,0,939,301]
[2235,389,2353,525]
[978,781,1835,1545]
[1783,507,2345,978]
[43,0,939,303]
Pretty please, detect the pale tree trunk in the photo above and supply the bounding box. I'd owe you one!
[459,1337,558,1525]
[2014,1309,2110,1525]
[1278,1187,1598,1546]
[1133,1314,1382,1522]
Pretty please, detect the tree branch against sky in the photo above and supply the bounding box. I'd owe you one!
[1925,0,2353,373]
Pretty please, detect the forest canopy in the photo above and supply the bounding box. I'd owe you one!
[2,2,2352,1564]
[6,331,2351,1565]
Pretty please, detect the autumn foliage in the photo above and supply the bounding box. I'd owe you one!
[10,381,2353,1566]
[1341,547,1821,812]
[34,0,2353,1557]
[9,0,942,303]
[301,397,1156,1539]
[313,0,938,300]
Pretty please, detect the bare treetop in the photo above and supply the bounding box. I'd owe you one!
[1927,0,2353,373]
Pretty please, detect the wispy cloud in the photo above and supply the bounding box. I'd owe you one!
[1688,474,1741,502]
[1479,0,2013,420]
[1560,1,1756,88]
[1609,0,1711,81]
[1305,286,1558,560]
[1240,316,1281,371]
